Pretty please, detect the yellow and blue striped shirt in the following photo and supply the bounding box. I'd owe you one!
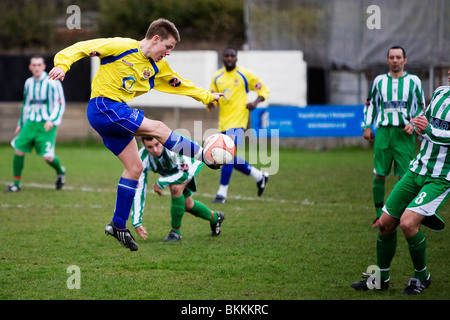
[54,37,214,105]
[209,66,270,131]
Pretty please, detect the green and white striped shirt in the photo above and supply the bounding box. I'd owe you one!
[18,72,65,127]
[131,145,204,228]
[410,86,450,180]
[363,72,425,129]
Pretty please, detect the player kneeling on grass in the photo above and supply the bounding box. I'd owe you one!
[131,137,225,242]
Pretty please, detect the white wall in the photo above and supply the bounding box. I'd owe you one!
[237,50,307,107]
[90,50,307,108]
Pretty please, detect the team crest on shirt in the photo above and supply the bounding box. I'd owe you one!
[141,67,153,80]
[169,77,181,87]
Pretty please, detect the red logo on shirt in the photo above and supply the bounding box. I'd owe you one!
[142,67,152,80]
[169,77,181,87]
[89,51,101,57]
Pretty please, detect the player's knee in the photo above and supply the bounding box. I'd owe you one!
[127,161,143,180]
[43,156,54,163]
[378,215,397,235]
[151,120,170,140]
[399,213,421,236]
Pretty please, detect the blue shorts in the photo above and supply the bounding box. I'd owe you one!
[87,97,144,155]
[223,127,245,146]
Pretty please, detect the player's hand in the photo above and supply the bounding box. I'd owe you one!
[212,92,223,102]
[403,123,415,135]
[246,101,258,111]
[411,115,429,134]
[49,67,65,81]
[44,121,54,132]
[153,183,163,196]
[135,226,148,240]
[363,127,374,142]
[13,126,21,136]
[206,102,217,111]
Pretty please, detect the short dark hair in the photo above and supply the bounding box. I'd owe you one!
[222,46,237,57]
[146,18,180,42]
[387,46,406,59]
[30,55,45,63]
[141,136,155,143]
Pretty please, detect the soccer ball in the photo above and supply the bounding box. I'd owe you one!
[203,133,236,166]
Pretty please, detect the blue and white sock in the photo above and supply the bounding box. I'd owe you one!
[163,131,203,161]
[113,177,138,229]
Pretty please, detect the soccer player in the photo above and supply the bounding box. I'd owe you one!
[362,46,425,227]
[49,18,223,251]
[352,69,450,295]
[207,47,270,203]
[6,56,66,193]
[131,137,225,242]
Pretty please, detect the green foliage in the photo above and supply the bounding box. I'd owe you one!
[0,0,245,53]
[98,0,245,49]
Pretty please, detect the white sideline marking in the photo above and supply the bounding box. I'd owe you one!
[1,181,365,209]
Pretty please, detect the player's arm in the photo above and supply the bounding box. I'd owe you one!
[246,71,269,111]
[15,81,30,135]
[154,60,222,105]
[46,81,66,127]
[131,149,150,230]
[413,101,450,146]
[206,73,221,111]
[49,38,123,81]
[362,80,379,142]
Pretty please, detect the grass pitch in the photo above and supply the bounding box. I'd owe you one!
[1,142,449,302]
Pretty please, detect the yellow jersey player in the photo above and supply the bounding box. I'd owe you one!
[49,18,223,251]
[207,47,270,203]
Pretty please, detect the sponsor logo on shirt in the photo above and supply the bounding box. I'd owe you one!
[430,116,450,130]
[384,101,406,112]
[30,99,46,105]
[120,76,136,94]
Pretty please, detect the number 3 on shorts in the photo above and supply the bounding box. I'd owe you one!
[415,192,427,204]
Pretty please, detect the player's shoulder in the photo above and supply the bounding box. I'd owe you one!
[432,85,450,97]
[235,65,255,76]
[213,67,226,76]
[24,76,34,86]
[405,72,423,83]
[373,73,387,83]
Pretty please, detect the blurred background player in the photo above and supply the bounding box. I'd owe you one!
[207,47,270,203]
[352,69,450,295]
[49,19,223,251]
[131,137,225,242]
[6,56,66,193]
[362,46,425,227]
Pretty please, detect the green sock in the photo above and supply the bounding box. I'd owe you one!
[170,195,185,235]
[377,231,397,281]
[13,154,25,186]
[47,156,64,174]
[406,230,428,282]
[189,200,215,222]
[373,177,385,219]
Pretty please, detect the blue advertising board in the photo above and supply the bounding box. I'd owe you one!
[251,105,364,137]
